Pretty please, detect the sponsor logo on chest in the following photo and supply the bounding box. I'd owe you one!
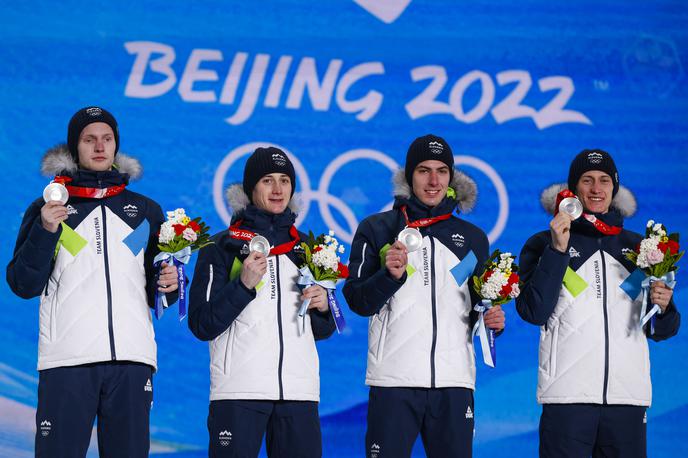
[123,204,139,218]
[452,233,465,247]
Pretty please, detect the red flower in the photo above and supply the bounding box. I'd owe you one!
[338,262,349,278]
[658,240,680,255]
[499,283,513,298]
[508,272,520,285]
[314,246,323,252]
[188,221,201,232]
[482,270,493,282]
[173,224,186,235]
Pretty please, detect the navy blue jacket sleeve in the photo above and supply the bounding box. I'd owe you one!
[6,200,61,299]
[647,299,680,341]
[188,240,256,341]
[516,234,570,326]
[343,218,406,317]
[309,308,336,340]
[144,200,178,308]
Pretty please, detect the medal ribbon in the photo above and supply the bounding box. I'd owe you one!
[54,175,127,199]
[554,190,622,236]
[228,220,300,255]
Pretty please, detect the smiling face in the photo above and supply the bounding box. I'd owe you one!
[252,173,292,214]
[411,160,451,207]
[576,170,614,214]
[77,122,116,171]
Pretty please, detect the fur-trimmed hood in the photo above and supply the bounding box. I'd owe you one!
[392,168,477,213]
[540,183,637,217]
[40,143,142,179]
[225,183,300,216]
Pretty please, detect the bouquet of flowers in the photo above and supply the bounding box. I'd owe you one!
[296,230,348,333]
[624,220,682,332]
[154,208,213,320]
[471,250,521,367]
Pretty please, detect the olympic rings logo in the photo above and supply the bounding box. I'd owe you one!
[213,142,509,244]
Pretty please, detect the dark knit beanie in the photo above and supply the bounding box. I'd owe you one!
[67,106,119,161]
[405,134,454,185]
[567,149,619,197]
[243,147,296,200]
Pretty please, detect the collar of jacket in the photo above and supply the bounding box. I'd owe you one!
[393,194,458,221]
[235,204,297,235]
[40,143,143,182]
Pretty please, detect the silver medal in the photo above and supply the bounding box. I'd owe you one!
[397,227,423,252]
[559,196,583,219]
[249,235,270,256]
[43,182,69,205]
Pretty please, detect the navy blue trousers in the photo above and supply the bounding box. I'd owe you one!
[208,400,322,458]
[35,362,153,458]
[365,386,474,458]
[539,404,647,458]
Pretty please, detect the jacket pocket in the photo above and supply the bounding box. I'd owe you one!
[548,318,560,378]
[223,324,237,376]
[374,309,389,363]
[42,276,59,342]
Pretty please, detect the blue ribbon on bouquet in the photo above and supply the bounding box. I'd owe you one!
[640,271,676,335]
[296,266,346,334]
[153,247,191,321]
[472,299,497,367]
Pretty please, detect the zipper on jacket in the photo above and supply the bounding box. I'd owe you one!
[276,256,285,400]
[430,237,438,388]
[599,239,609,404]
[101,204,117,361]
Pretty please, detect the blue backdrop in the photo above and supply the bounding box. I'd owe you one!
[1,1,686,456]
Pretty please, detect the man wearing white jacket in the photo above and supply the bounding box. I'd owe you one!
[188,147,336,457]
[344,134,505,458]
[7,106,178,457]
[517,149,680,457]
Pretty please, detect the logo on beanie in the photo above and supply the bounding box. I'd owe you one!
[429,141,444,155]
[85,107,103,117]
[587,151,603,164]
[272,153,287,167]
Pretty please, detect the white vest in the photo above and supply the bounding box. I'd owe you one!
[537,250,651,406]
[208,255,321,401]
[366,236,476,389]
[39,205,157,370]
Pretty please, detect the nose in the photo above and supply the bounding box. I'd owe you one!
[95,138,105,152]
[428,171,439,186]
[272,182,283,195]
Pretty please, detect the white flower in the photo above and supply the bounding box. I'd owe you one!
[312,245,340,272]
[324,235,332,244]
[159,221,176,244]
[329,230,335,236]
[166,208,187,224]
[647,220,654,228]
[652,223,663,233]
[480,269,509,300]
[338,245,345,254]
